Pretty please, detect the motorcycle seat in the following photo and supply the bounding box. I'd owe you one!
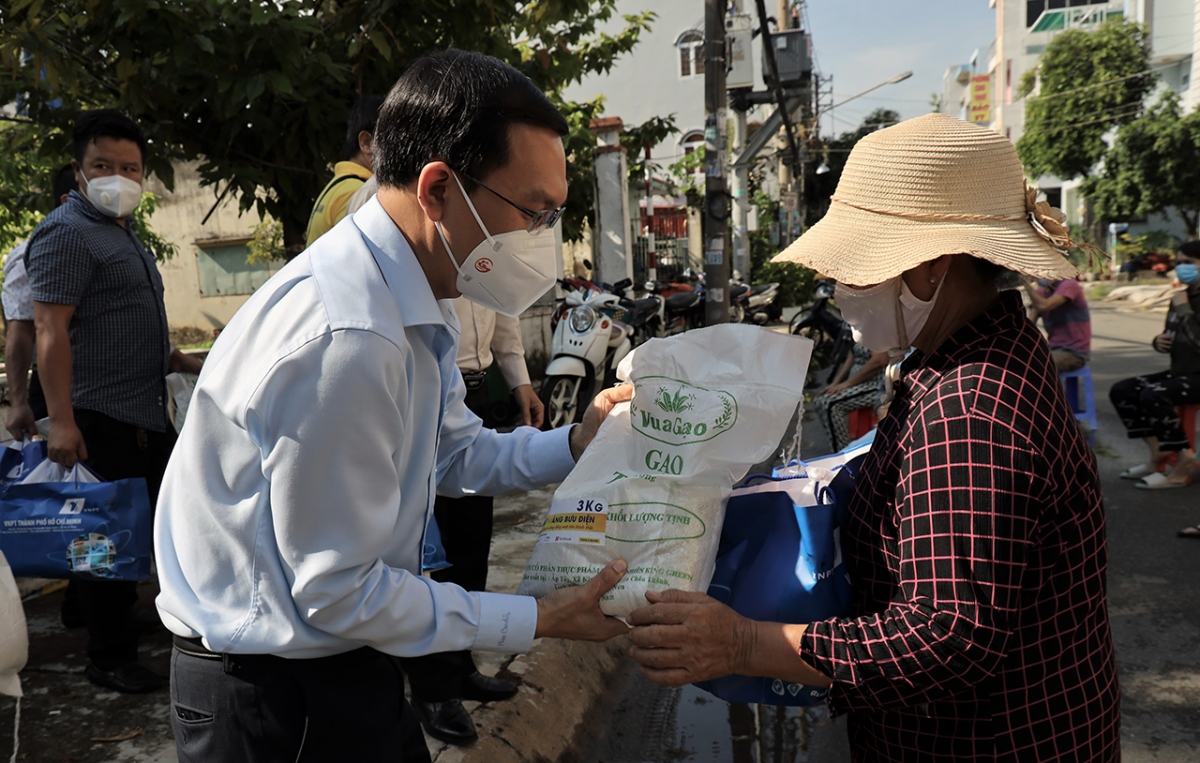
[750,283,777,296]
[729,284,750,300]
[622,297,661,313]
[666,291,701,310]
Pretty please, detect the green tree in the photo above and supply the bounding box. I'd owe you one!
[1081,90,1200,238]
[1016,19,1154,180]
[1,0,665,253]
[748,190,814,307]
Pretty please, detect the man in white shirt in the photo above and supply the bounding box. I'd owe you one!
[154,50,630,762]
[3,164,76,440]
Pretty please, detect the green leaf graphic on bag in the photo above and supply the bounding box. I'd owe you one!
[632,377,739,446]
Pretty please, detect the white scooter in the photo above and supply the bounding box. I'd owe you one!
[540,283,634,429]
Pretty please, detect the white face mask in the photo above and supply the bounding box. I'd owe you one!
[82,174,143,218]
[835,276,944,354]
[435,172,557,318]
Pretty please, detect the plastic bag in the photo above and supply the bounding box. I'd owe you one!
[517,324,812,616]
[0,549,26,698]
[165,372,199,433]
[0,459,152,581]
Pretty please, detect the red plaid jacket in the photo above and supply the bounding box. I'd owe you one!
[800,291,1119,762]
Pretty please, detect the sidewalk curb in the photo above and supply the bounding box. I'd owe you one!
[453,637,629,763]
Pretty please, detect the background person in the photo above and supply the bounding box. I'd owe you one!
[811,343,888,451]
[627,114,1119,763]
[27,109,202,694]
[304,94,384,247]
[1023,274,1091,373]
[154,50,627,762]
[1110,241,1200,489]
[400,296,545,744]
[3,164,77,439]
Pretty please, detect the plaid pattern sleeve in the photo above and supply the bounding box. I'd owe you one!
[26,217,96,307]
[799,291,1119,762]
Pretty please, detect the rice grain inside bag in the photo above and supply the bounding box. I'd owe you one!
[517,324,812,616]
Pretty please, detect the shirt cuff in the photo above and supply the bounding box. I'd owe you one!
[472,592,538,653]
[525,424,577,484]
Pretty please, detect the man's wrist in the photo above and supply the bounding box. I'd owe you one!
[568,424,583,462]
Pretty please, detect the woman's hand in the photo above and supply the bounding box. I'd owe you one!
[818,381,848,398]
[627,590,755,686]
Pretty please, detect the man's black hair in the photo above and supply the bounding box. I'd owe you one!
[52,163,78,205]
[373,50,568,189]
[72,109,146,164]
[1179,240,1200,259]
[342,95,386,161]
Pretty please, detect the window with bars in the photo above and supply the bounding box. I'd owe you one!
[1026,0,1109,28]
[677,30,705,78]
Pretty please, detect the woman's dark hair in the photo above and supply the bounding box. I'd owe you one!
[342,95,386,161]
[72,109,146,164]
[1179,240,1200,260]
[970,256,1020,290]
[52,163,78,204]
[373,50,568,189]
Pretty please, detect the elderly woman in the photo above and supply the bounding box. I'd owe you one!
[627,114,1118,762]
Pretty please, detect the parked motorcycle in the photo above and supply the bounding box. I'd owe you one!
[645,278,703,336]
[789,278,853,386]
[540,281,634,429]
[730,273,782,325]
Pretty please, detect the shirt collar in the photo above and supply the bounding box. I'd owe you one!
[67,189,125,225]
[333,161,373,181]
[900,290,1025,399]
[350,195,450,328]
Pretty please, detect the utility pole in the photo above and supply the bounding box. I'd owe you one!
[644,144,656,283]
[704,0,731,325]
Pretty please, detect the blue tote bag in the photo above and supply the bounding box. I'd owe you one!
[0,458,153,581]
[694,452,867,706]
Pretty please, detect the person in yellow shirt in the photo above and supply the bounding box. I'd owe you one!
[304,95,384,246]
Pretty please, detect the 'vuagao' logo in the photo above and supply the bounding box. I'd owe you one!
[630,376,738,445]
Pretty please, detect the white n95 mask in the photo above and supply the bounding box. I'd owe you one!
[83,174,143,219]
[435,172,557,318]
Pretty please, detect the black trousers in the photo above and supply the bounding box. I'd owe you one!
[62,408,173,668]
[171,644,431,763]
[1110,369,1200,451]
[402,373,508,702]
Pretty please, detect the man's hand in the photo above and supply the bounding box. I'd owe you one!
[513,384,544,429]
[534,559,629,641]
[569,384,634,460]
[48,420,87,469]
[5,403,38,441]
[170,348,204,375]
[627,590,754,686]
[1154,333,1175,353]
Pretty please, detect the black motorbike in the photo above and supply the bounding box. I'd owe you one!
[789,278,853,386]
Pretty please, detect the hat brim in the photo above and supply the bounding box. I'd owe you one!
[772,201,1079,285]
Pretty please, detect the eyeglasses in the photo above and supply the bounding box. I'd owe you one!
[458,170,565,236]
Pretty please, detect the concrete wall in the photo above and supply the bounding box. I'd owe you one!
[143,163,271,332]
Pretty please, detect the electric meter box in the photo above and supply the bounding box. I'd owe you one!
[763,29,811,89]
[726,14,754,90]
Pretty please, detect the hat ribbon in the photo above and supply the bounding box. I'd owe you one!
[829,189,1088,256]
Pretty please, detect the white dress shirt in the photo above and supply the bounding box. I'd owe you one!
[454,298,532,389]
[154,197,575,659]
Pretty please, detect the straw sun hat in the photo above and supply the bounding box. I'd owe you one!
[773,113,1080,285]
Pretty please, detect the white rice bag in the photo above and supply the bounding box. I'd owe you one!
[517,323,812,616]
